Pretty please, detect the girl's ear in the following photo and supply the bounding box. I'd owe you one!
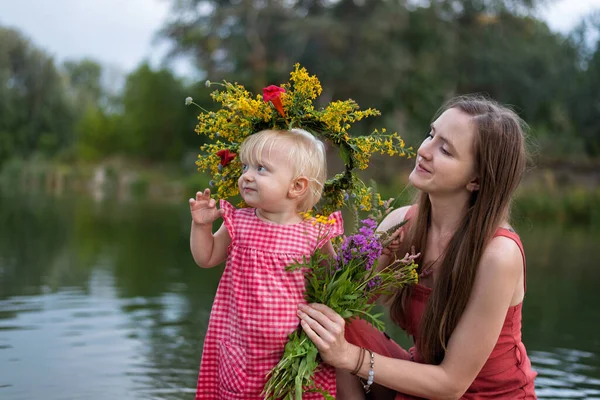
[466,177,480,192]
[289,177,309,199]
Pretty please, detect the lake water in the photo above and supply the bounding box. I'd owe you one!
[0,193,599,399]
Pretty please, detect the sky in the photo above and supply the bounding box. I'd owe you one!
[1,0,599,80]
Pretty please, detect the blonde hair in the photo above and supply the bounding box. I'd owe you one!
[238,129,327,211]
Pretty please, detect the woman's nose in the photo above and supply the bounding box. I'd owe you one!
[417,141,432,160]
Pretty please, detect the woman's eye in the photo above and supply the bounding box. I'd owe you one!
[441,147,451,156]
[425,132,433,140]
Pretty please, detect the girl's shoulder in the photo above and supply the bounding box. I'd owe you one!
[220,200,255,219]
[389,205,413,219]
[379,205,414,231]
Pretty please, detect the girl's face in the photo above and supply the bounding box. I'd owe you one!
[409,108,478,196]
[238,143,296,212]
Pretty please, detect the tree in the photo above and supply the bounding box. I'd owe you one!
[0,26,76,164]
[568,12,600,156]
[120,63,190,161]
[63,58,104,112]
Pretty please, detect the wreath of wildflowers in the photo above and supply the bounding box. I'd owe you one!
[187,64,414,215]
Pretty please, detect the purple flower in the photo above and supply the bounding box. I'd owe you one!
[335,219,383,271]
[361,219,378,231]
[367,276,382,289]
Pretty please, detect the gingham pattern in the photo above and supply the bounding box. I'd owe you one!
[196,200,343,399]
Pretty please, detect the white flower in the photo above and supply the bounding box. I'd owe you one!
[205,80,211,87]
[185,97,193,106]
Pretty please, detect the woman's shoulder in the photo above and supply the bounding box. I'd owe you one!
[480,233,523,277]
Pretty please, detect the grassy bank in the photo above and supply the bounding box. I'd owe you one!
[1,157,599,228]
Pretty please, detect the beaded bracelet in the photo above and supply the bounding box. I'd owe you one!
[361,349,375,393]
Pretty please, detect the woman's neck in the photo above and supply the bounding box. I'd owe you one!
[428,194,469,238]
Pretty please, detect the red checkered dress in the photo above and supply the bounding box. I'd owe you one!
[196,200,344,400]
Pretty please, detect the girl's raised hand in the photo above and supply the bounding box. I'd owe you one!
[189,188,223,226]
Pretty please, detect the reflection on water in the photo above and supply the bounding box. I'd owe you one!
[0,193,599,399]
[532,349,600,399]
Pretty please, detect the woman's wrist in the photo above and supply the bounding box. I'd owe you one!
[348,346,376,393]
[344,344,363,371]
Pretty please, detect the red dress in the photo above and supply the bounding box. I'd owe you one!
[196,200,343,400]
[345,210,537,399]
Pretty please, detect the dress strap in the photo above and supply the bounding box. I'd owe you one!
[404,204,417,222]
[493,228,527,292]
[403,206,527,293]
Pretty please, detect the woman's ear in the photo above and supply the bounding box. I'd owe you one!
[466,177,480,192]
[289,177,309,199]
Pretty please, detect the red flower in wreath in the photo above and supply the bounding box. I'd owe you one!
[216,149,237,167]
[263,85,286,118]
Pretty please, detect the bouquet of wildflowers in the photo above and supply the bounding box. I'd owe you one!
[262,207,419,400]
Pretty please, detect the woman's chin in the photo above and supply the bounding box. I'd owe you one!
[408,175,432,194]
[408,171,423,188]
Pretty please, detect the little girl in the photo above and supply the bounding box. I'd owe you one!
[190,129,343,399]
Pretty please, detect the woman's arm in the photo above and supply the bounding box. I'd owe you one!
[298,235,523,400]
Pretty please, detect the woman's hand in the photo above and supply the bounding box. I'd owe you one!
[297,303,356,370]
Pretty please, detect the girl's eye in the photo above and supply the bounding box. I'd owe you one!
[426,132,433,140]
[441,147,451,156]
[257,165,266,172]
[241,164,248,172]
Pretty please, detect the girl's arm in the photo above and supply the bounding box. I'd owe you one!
[298,235,523,400]
[320,239,336,259]
[377,206,411,269]
[189,189,231,268]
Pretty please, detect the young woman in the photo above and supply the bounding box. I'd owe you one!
[297,96,537,399]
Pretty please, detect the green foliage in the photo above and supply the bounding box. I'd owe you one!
[2,0,600,171]
[75,106,123,161]
[160,0,600,158]
[0,27,77,164]
[63,58,104,112]
[514,186,600,227]
[120,63,191,161]
[0,25,203,167]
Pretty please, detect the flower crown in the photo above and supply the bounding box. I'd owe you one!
[188,64,413,215]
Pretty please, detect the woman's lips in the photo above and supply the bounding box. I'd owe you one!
[416,162,431,174]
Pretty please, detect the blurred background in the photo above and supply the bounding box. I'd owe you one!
[0,0,599,399]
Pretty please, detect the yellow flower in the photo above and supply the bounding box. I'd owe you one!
[191,64,415,212]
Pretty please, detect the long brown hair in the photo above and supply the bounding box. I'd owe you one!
[388,95,528,364]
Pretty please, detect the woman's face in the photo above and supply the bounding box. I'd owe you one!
[409,108,478,196]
